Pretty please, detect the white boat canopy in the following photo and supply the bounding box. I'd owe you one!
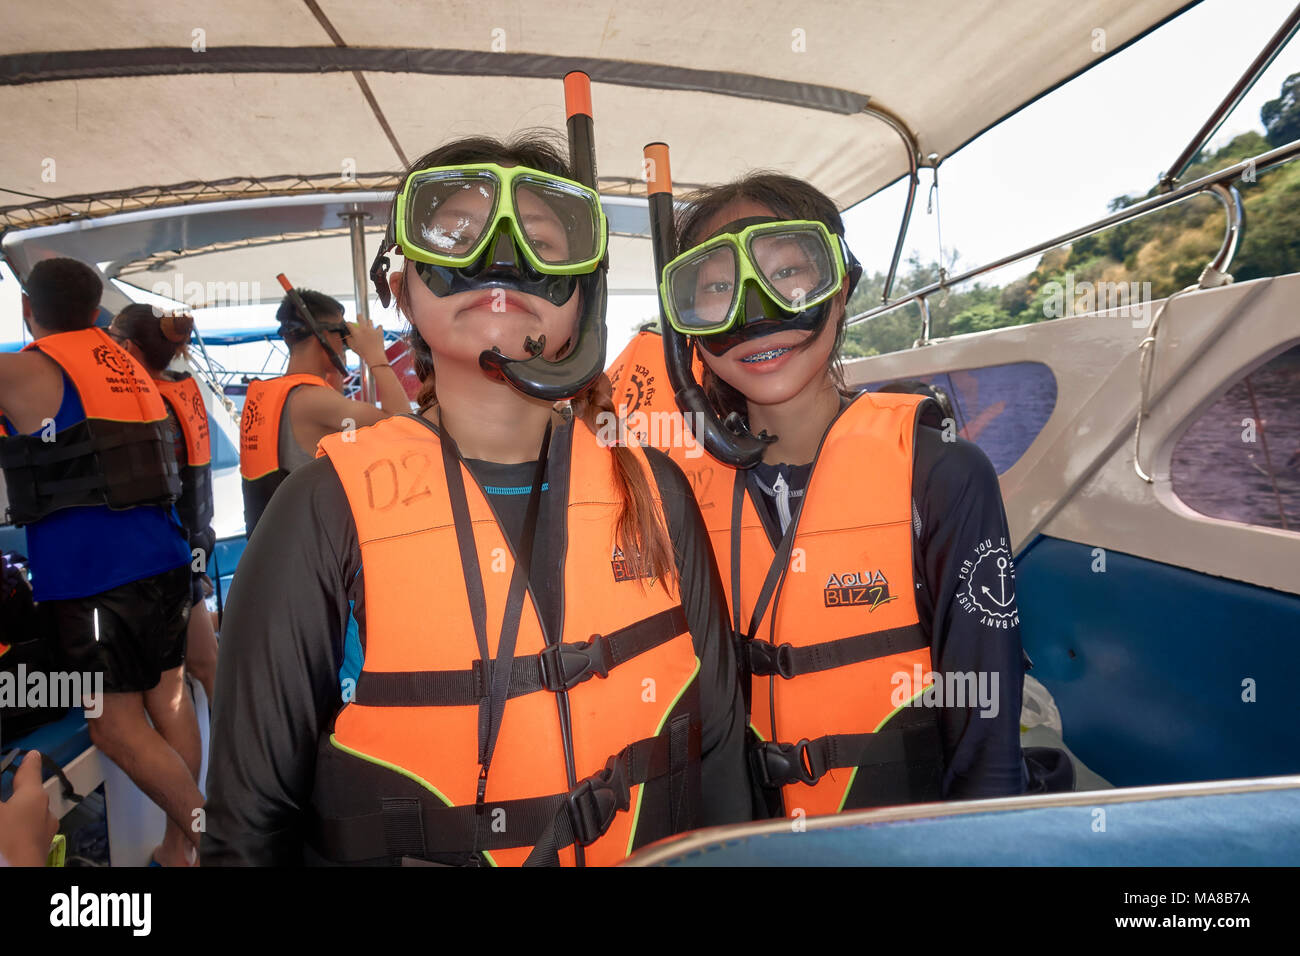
[0,0,1199,304]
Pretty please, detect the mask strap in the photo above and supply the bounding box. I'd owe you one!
[370,217,397,308]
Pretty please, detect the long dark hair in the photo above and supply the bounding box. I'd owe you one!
[391,131,675,589]
[113,303,194,373]
[674,172,855,424]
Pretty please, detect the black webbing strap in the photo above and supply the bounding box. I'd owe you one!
[352,605,689,706]
[310,734,674,864]
[441,421,551,850]
[750,706,943,791]
[732,468,804,818]
[0,749,83,805]
[523,733,676,867]
[730,471,802,718]
[666,713,692,833]
[730,471,751,722]
[746,623,929,679]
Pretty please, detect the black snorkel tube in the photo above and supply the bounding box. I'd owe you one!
[643,143,769,469]
[275,273,349,378]
[476,71,608,401]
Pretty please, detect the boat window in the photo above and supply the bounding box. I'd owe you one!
[862,361,1057,474]
[1172,342,1300,533]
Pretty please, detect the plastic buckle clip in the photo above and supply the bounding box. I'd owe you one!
[752,738,818,788]
[538,637,611,692]
[746,640,797,679]
[565,755,632,847]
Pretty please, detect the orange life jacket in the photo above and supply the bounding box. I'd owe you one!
[154,373,213,541]
[238,373,329,536]
[605,330,714,501]
[0,328,180,526]
[607,331,943,818]
[310,414,703,866]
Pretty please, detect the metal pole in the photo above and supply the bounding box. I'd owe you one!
[862,103,924,304]
[342,205,376,404]
[1159,2,1300,191]
[847,137,1300,327]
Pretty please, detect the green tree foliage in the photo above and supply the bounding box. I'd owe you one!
[1262,72,1300,148]
[844,74,1300,357]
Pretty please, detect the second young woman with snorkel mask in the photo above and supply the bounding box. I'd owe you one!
[203,76,748,867]
[611,157,1028,821]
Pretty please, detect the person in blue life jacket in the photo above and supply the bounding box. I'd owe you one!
[0,258,202,866]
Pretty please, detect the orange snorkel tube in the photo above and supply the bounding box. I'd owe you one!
[643,143,769,469]
[476,71,609,400]
[276,272,349,378]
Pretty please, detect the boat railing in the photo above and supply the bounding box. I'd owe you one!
[847,137,1300,342]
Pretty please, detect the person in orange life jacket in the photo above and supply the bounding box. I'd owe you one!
[616,172,1028,819]
[239,289,409,537]
[109,305,219,706]
[201,130,749,867]
[0,258,203,866]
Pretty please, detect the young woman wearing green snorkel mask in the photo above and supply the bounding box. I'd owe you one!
[614,160,1028,822]
[202,76,748,867]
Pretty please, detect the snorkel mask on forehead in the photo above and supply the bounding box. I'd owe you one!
[369,72,609,401]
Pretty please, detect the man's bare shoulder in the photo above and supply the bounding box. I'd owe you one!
[0,350,64,428]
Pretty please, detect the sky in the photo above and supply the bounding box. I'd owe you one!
[2,0,1299,358]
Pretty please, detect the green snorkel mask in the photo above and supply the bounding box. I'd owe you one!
[661,217,860,357]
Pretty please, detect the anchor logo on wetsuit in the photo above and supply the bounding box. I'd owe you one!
[957,540,1019,629]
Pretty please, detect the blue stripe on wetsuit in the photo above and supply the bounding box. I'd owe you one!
[481,483,549,496]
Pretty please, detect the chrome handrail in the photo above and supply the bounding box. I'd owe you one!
[846,138,1300,331]
[1160,3,1300,191]
[186,326,240,427]
[860,102,925,304]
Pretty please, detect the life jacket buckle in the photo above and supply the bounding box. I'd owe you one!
[751,738,819,788]
[538,637,612,692]
[565,754,632,847]
[746,640,797,679]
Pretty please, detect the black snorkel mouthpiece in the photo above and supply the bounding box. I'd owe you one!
[476,70,608,402]
[276,273,349,378]
[643,143,769,470]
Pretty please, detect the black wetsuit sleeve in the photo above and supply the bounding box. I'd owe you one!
[912,426,1028,799]
[644,447,752,826]
[201,456,357,866]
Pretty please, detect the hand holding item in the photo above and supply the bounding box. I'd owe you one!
[0,752,59,867]
[347,321,388,368]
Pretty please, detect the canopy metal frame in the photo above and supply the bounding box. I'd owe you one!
[847,138,1300,343]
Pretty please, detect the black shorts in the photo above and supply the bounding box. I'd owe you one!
[44,563,192,694]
